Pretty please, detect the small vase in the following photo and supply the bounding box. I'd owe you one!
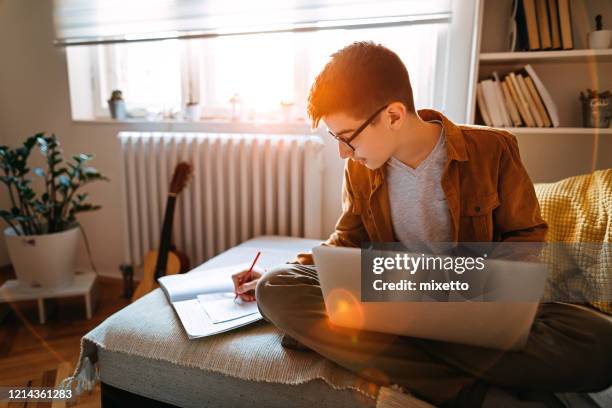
[4,225,80,290]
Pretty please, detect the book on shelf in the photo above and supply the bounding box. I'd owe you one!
[516,0,540,50]
[476,83,493,126]
[536,0,552,49]
[516,73,544,126]
[509,72,536,127]
[524,75,552,127]
[557,0,573,49]
[513,0,573,51]
[480,79,503,127]
[493,71,511,126]
[492,71,513,127]
[547,0,561,49]
[476,64,558,128]
[524,64,559,126]
[505,75,532,127]
[500,80,522,127]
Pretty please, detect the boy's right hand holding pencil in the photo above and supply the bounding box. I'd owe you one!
[231,251,265,302]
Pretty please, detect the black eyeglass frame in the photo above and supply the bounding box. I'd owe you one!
[327,104,389,152]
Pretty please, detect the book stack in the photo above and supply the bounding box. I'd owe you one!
[476,64,560,128]
[514,0,573,51]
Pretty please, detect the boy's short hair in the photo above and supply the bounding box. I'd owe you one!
[307,41,416,129]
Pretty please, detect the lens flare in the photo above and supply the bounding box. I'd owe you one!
[325,287,365,329]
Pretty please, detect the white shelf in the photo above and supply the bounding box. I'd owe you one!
[503,127,612,135]
[471,0,612,181]
[480,49,612,64]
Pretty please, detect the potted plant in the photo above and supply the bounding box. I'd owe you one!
[183,82,201,121]
[588,14,612,50]
[0,133,109,290]
[184,100,201,122]
[108,89,126,120]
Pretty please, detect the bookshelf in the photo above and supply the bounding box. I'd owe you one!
[468,0,612,183]
[507,127,612,135]
[480,48,612,63]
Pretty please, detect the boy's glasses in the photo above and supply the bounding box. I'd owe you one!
[327,104,389,152]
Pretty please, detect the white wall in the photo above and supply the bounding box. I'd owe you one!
[0,0,476,277]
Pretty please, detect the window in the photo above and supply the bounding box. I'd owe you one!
[94,40,183,116]
[68,22,448,123]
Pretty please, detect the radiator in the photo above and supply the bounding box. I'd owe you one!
[118,132,324,268]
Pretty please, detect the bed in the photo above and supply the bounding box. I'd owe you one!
[65,235,612,408]
[65,236,426,408]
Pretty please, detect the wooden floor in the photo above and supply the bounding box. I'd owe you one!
[0,265,131,407]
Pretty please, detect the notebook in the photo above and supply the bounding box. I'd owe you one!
[159,263,262,339]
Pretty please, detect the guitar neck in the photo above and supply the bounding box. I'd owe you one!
[154,195,177,280]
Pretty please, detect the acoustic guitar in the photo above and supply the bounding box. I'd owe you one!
[132,162,193,301]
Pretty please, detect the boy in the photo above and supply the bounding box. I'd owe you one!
[232,42,612,406]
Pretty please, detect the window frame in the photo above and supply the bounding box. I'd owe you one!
[72,7,479,124]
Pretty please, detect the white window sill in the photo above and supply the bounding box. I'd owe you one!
[72,117,316,135]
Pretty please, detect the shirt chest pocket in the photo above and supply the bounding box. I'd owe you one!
[459,192,500,241]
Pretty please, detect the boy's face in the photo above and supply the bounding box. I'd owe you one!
[323,109,395,170]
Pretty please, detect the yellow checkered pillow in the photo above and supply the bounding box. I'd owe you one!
[534,169,612,314]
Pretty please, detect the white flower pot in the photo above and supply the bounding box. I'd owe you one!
[184,103,201,121]
[588,30,612,49]
[4,225,80,291]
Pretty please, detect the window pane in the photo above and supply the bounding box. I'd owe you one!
[190,23,444,121]
[193,33,296,120]
[97,40,182,112]
[89,23,445,121]
[302,23,443,111]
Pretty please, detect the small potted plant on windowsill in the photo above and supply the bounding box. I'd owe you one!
[108,89,126,120]
[0,133,109,290]
[184,100,201,122]
[183,83,201,121]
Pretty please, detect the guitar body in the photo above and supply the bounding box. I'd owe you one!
[169,244,191,273]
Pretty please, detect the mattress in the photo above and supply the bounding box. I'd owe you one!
[97,347,376,408]
[65,235,610,407]
[64,236,428,408]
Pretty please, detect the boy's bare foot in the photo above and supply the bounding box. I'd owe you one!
[281,334,312,351]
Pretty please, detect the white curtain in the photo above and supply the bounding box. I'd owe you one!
[53,0,451,45]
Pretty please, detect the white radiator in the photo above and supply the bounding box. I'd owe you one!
[118,132,324,268]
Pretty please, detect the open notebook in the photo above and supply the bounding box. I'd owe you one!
[158,263,262,339]
[158,242,319,339]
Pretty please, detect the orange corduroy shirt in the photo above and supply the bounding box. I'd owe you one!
[291,108,547,265]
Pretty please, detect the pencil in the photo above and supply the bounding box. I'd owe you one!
[235,251,262,301]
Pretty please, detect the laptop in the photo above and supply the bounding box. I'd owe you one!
[312,245,548,350]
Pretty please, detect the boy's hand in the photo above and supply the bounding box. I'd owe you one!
[231,266,265,302]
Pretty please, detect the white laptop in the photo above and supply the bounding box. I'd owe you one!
[312,245,548,350]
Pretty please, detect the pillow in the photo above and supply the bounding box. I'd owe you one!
[534,169,612,315]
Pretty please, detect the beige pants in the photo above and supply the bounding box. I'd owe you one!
[255,263,612,406]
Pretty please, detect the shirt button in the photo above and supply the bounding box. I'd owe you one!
[475,206,481,213]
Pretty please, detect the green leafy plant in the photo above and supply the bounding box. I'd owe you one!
[0,132,109,236]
